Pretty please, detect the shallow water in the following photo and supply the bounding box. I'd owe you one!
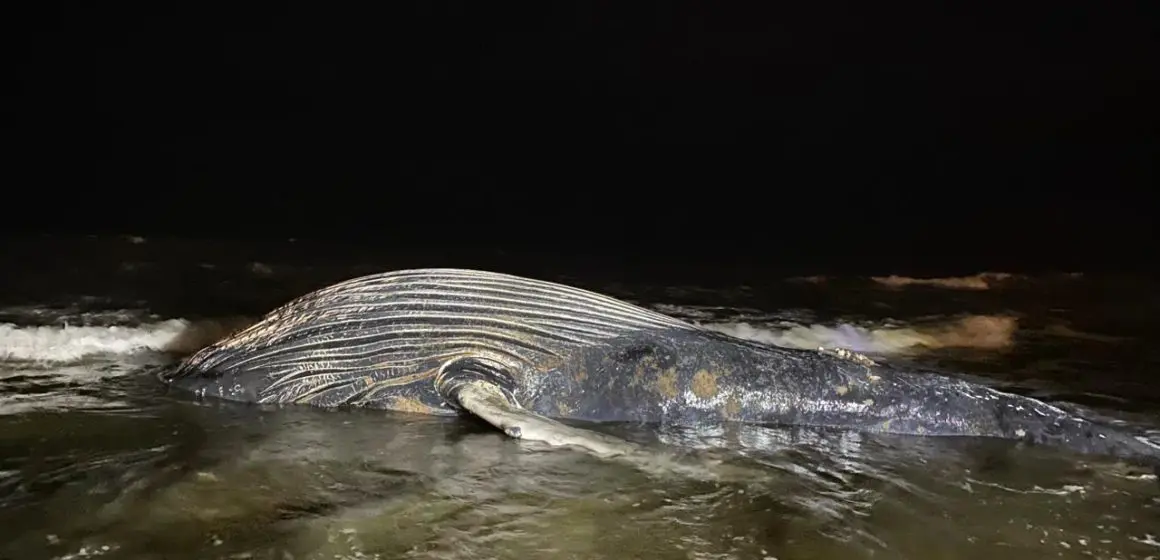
[1,236,1158,559]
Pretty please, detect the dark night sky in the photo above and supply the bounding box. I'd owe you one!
[7,1,1157,270]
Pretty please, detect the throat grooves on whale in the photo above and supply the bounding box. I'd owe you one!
[181,269,697,405]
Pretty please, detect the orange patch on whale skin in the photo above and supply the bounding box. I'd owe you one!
[690,369,719,400]
[655,368,679,399]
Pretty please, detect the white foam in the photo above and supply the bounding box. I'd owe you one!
[703,315,1018,355]
[0,318,253,363]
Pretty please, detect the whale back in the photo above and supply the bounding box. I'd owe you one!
[166,268,698,409]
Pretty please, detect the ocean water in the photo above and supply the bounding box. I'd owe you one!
[1,235,1158,560]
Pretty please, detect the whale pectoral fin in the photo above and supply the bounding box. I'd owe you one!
[435,358,640,458]
[452,380,641,457]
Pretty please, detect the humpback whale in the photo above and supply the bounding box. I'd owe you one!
[161,268,1160,471]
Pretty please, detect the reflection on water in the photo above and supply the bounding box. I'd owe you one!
[2,396,1158,560]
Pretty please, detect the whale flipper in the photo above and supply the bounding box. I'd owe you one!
[435,357,640,457]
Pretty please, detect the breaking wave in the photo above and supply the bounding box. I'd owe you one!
[870,273,1020,290]
[703,315,1019,355]
[0,318,253,363]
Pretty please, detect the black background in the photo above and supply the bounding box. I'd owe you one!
[6,1,1156,273]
